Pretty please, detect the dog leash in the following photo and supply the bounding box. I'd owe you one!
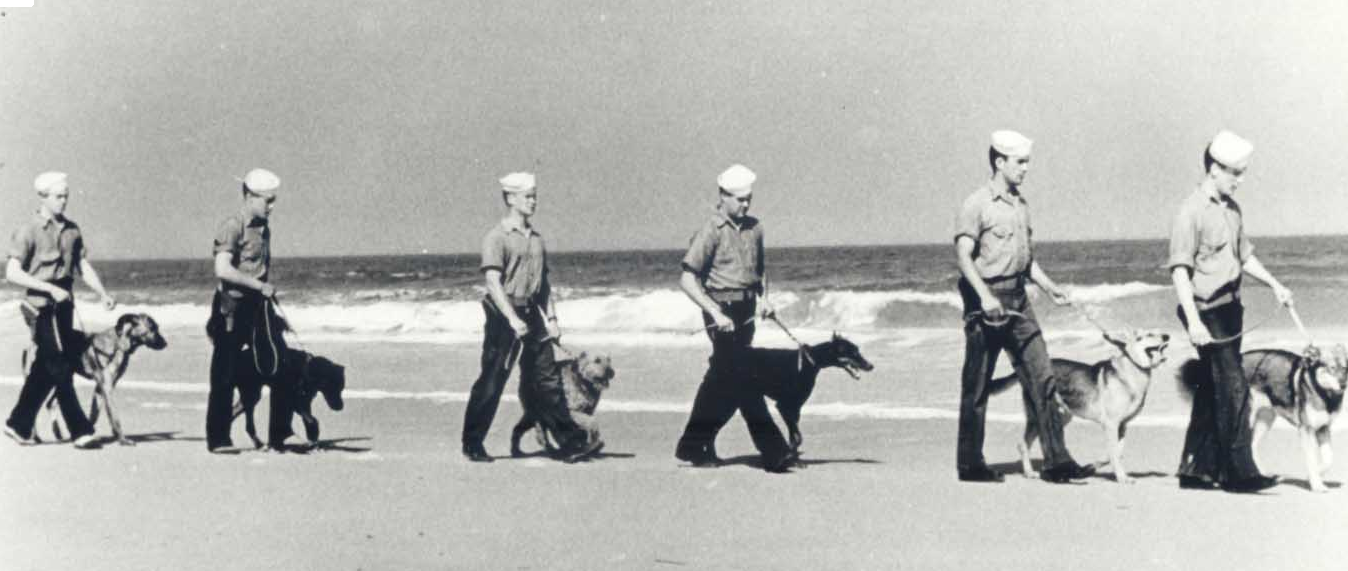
[1206,312,1278,346]
[1287,305,1314,346]
[766,314,816,370]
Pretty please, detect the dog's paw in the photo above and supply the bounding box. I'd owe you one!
[1310,482,1330,493]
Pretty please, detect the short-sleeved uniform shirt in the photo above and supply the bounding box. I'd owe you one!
[7,211,85,307]
[480,217,548,306]
[681,209,764,291]
[954,183,1034,281]
[1167,186,1252,301]
[213,208,271,299]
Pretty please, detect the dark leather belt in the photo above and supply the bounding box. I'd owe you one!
[1196,280,1240,311]
[983,273,1027,292]
[707,289,755,304]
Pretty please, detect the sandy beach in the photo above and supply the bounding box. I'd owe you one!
[2,328,1344,571]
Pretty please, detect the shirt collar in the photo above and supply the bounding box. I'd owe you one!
[987,183,1019,204]
[239,206,268,227]
[500,216,536,237]
[33,209,66,230]
[712,205,757,230]
[1198,183,1234,207]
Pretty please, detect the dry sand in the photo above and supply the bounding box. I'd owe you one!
[1,340,1345,571]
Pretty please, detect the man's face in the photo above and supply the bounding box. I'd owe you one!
[507,189,538,217]
[1211,161,1245,198]
[40,187,70,217]
[719,191,752,219]
[246,191,276,219]
[998,153,1032,187]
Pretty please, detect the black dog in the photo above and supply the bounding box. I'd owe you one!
[231,347,346,450]
[745,333,874,455]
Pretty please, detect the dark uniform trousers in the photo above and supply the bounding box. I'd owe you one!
[957,278,1075,471]
[676,296,790,463]
[6,299,94,440]
[462,300,586,449]
[1175,302,1260,483]
[206,292,294,448]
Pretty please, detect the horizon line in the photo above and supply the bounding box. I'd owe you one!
[85,232,1348,263]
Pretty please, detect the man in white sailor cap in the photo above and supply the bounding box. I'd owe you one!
[953,131,1093,483]
[1168,130,1290,493]
[674,164,794,473]
[205,168,296,453]
[460,172,595,462]
[4,171,117,448]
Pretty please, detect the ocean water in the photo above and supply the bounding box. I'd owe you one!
[3,236,1345,432]
[5,235,1345,345]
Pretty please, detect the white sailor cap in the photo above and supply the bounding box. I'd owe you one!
[499,172,536,193]
[717,164,756,197]
[34,171,68,194]
[239,168,281,196]
[991,130,1033,157]
[1208,130,1253,170]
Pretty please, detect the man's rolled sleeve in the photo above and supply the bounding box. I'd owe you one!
[954,195,982,244]
[480,230,506,273]
[212,218,242,256]
[7,226,33,265]
[1167,209,1197,270]
[680,225,716,276]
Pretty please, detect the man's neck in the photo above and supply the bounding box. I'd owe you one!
[1199,179,1227,202]
[989,175,1015,196]
[38,205,63,223]
[506,210,531,229]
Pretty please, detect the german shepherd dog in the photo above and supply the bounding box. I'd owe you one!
[231,348,347,450]
[511,350,614,462]
[745,333,874,456]
[37,313,168,446]
[989,330,1171,483]
[1178,345,1347,493]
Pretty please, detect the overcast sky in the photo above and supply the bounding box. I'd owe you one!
[2,1,1345,259]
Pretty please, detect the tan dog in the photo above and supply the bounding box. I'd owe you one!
[1180,345,1347,493]
[990,329,1171,483]
[510,350,614,462]
[38,313,168,445]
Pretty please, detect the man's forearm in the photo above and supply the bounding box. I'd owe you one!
[1171,267,1202,324]
[79,260,111,298]
[1241,256,1282,289]
[4,260,59,295]
[679,271,722,316]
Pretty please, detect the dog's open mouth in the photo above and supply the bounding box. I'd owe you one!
[841,360,874,379]
[1145,342,1169,365]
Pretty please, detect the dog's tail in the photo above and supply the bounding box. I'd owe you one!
[987,372,1019,396]
[1174,359,1204,402]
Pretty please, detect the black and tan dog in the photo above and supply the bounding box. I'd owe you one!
[745,332,874,456]
[38,313,168,445]
[231,347,347,450]
[511,350,614,462]
[989,329,1171,483]
[1178,345,1347,493]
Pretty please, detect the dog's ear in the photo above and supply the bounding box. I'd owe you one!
[1101,330,1127,348]
[116,313,138,335]
[1303,345,1323,364]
